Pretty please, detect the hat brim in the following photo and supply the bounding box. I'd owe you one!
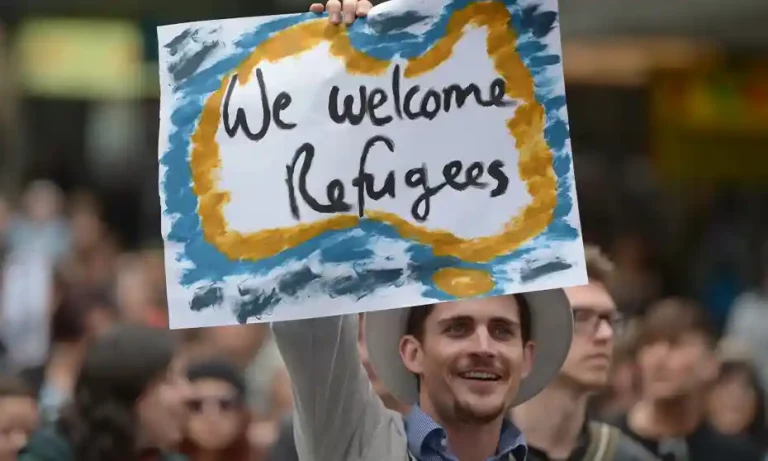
[365,289,573,407]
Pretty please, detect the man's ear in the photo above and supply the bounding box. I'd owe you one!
[399,335,424,375]
[521,340,535,379]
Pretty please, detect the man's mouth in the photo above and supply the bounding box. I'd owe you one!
[459,371,501,381]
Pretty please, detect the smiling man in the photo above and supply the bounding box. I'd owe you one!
[273,289,572,461]
[512,246,658,461]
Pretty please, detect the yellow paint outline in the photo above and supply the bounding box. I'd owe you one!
[190,1,557,264]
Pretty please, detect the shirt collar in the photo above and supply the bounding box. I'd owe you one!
[404,404,528,460]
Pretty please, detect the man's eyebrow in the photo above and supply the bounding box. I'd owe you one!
[490,317,520,327]
[436,315,473,327]
[435,316,520,326]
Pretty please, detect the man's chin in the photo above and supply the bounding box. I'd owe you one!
[453,395,508,424]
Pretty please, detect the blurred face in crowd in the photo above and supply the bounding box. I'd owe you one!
[560,280,620,390]
[400,296,534,425]
[136,360,192,450]
[186,378,247,451]
[202,325,267,368]
[70,208,104,251]
[707,365,759,435]
[23,181,63,222]
[636,331,717,401]
[0,395,38,460]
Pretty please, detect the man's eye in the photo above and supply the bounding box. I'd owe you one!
[492,325,514,339]
[573,310,593,323]
[445,323,469,335]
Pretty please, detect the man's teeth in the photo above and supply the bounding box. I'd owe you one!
[460,371,500,381]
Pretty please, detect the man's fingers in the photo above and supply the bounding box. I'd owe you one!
[326,0,342,24]
[356,0,373,17]
[309,3,324,13]
[342,0,358,24]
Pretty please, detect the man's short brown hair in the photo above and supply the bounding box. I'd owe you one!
[636,297,715,349]
[584,244,614,286]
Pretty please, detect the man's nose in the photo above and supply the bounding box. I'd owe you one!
[594,318,614,341]
[469,327,496,355]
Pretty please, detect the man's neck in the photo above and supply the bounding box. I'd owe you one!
[513,380,588,459]
[629,395,702,439]
[445,419,504,461]
[419,400,503,461]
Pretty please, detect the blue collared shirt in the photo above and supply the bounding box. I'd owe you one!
[403,405,528,461]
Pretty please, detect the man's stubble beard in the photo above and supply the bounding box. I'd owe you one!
[431,395,507,426]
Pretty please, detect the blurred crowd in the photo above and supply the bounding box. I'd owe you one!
[0,178,768,461]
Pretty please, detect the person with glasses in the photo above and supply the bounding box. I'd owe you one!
[180,358,255,461]
[513,246,659,461]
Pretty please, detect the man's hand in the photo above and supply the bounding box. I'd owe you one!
[309,0,373,25]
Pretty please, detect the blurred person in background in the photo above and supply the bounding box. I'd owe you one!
[115,254,169,328]
[0,249,56,373]
[613,298,762,461]
[513,246,658,461]
[607,233,662,317]
[7,181,69,261]
[725,242,768,388]
[0,376,39,461]
[591,321,641,418]
[18,325,191,461]
[188,324,293,423]
[58,192,118,291]
[706,341,768,455]
[19,284,117,424]
[183,325,291,458]
[181,357,256,461]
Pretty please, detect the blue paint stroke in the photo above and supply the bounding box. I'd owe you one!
[159,0,580,319]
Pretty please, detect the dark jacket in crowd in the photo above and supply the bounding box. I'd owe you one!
[613,414,764,461]
[18,427,188,461]
[526,420,660,461]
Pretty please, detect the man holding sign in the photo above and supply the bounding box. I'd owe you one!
[273,291,572,461]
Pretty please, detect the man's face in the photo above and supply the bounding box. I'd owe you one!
[560,281,618,390]
[400,296,534,425]
[636,332,716,400]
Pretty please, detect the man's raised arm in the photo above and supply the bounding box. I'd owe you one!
[271,315,388,461]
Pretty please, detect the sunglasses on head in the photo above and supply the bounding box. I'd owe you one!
[186,396,241,413]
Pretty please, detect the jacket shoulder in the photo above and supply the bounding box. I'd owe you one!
[614,431,660,461]
[18,427,73,461]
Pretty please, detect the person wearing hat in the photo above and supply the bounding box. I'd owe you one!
[273,288,573,461]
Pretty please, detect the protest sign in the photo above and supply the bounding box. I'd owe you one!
[158,0,587,328]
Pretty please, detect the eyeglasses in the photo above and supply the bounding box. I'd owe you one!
[572,308,624,337]
[186,396,241,413]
